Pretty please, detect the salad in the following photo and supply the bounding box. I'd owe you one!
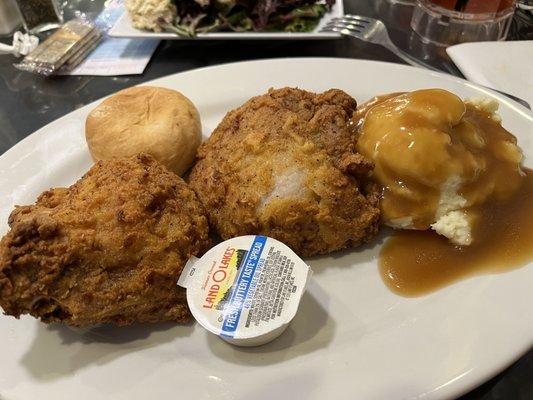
[126,0,336,36]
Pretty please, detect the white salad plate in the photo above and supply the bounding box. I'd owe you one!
[108,2,343,39]
[0,58,532,400]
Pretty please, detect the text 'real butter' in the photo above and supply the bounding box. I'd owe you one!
[178,235,312,346]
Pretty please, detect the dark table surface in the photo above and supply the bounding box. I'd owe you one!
[0,0,531,399]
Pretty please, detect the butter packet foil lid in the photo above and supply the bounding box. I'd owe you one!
[15,19,101,76]
[178,235,312,347]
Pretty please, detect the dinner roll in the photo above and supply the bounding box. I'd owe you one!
[86,86,201,176]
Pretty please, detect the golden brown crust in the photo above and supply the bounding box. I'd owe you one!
[189,87,380,257]
[85,86,202,176]
[0,154,210,327]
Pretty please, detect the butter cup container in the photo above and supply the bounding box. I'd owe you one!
[178,235,312,347]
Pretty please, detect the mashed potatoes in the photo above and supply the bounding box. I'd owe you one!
[355,89,523,245]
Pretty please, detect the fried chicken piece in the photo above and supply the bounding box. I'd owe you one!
[189,88,380,257]
[0,154,210,327]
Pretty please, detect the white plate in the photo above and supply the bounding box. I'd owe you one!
[108,3,343,40]
[447,41,533,108]
[0,58,532,400]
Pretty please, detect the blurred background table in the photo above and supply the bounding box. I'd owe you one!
[0,1,531,399]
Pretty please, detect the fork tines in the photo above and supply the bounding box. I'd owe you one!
[321,15,372,34]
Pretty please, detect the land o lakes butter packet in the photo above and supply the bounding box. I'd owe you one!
[178,235,312,347]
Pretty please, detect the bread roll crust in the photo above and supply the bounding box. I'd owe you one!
[86,86,201,176]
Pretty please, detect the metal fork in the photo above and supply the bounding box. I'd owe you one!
[322,15,439,71]
[321,15,532,109]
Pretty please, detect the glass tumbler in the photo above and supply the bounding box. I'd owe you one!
[411,0,517,46]
[15,0,63,33]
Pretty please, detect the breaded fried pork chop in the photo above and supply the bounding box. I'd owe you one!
[0,154,210,327]
[189,88,380,257]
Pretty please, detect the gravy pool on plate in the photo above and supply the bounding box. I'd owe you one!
[380,170,533,296]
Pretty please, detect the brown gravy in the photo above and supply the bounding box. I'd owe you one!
[355,90,524,233]
[353,90,531,296]
[379,169,533,296]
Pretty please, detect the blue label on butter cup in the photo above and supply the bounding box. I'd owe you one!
[221,235,267,337]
